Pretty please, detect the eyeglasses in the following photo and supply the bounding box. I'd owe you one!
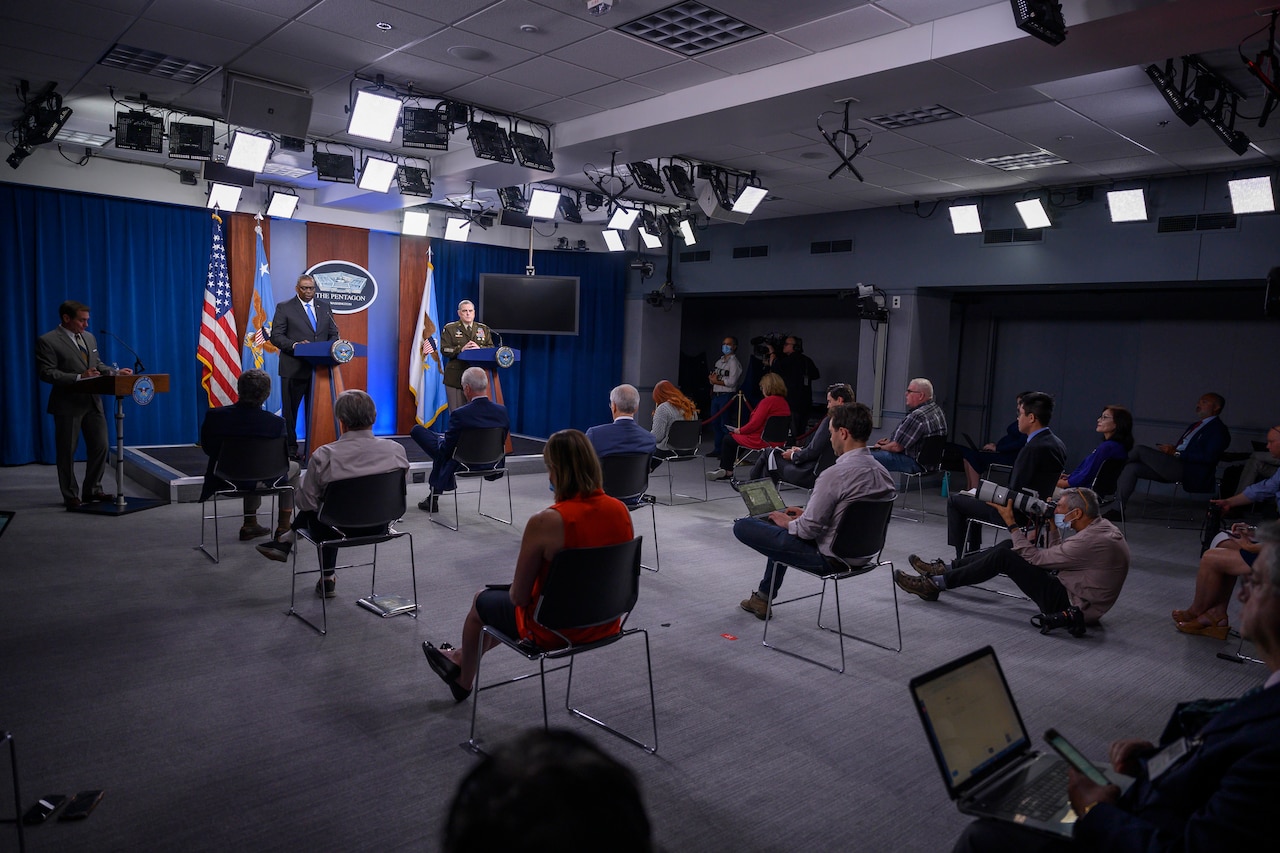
[906,388,924,395]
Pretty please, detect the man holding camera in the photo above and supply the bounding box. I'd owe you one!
[896,487,1130,635]
[945,391,1066,558]
[707,335,743,456]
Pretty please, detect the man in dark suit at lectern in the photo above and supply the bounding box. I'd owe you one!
[270,274,339,459]
[35,299,132,510]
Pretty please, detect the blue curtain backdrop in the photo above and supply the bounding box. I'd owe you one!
[430,241,627,438]
[2,183,209,466]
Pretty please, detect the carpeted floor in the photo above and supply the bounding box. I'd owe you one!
[0,460,1266,852]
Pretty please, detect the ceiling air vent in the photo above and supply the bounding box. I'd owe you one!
[1156,212,1238,233]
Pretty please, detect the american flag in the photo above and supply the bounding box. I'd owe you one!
[196,212,241,407]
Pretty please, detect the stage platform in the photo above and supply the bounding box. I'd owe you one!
[115,435,549,503]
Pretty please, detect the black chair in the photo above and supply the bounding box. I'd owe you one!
[197,435,293,563]
[1090,457,1127,532]
[652,419,708,505]
[289,469,416,635]
[761,500,899,673]
[893,433,948,521]
[429,426,512,531]
[465,538,657,755]
[734,414,791,469]
[600,453,659,572]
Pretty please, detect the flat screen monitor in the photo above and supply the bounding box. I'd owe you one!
[479,274,579,336]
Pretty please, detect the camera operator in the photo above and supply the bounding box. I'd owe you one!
[707,335,743,456]
[894,487,1130,636]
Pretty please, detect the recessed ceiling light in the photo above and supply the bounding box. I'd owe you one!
[519,24,540,33]
[375,21,393,31]
[448,45,489,61]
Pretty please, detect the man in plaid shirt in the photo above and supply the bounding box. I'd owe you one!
[871,377,947,474]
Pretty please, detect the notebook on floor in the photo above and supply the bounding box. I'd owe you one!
[737,478,787,519]
[909,646,1085,838]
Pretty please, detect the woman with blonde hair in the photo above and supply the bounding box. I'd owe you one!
[708,372,791,481]
[423,429,634,702]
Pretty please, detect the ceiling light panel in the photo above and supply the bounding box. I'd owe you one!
[403,209,430,236]
[1106,189,1147,223]
[1228,176,1274,214]
[602,229,626,251]
[949,204,982,234]
[348,89,402,143]
[527,189,561,219]
[266,191,299,219]
[358,156,398,192]
[227,132,272,172]
[617,1,764,57]
[1015,198,1051,229]
[207,184,241,211]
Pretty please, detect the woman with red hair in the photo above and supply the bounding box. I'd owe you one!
[650,380,699,466]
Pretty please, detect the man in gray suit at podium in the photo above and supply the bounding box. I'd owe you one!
[270,274,339,459]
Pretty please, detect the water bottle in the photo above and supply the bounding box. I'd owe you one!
[940,470,950,498]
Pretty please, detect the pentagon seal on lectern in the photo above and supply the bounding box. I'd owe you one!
[495,345,516,369]
[331,339,356,364]
[131,375,156,406]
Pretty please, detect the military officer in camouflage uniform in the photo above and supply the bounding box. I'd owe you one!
[440,300,493,410]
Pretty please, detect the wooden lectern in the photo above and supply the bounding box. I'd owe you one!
[71,373,170,515]
[293,342,367,456]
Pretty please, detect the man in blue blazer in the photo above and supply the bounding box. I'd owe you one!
[1113,392,1231,514]
[269,274,340,459]
[411,367,509,512]
[586,384,658,461]
[950,521,1280,853]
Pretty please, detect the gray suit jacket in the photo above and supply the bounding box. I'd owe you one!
[36,327,104,416]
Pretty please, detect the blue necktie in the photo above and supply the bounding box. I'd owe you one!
[305,301,316,331]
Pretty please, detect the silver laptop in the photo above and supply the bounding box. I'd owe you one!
[737,478,787,519]
[909,646,1086,838]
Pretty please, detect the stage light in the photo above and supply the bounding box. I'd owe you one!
[498,186,527,212]
[225,131,271,173]
[397,165,433,198]
[1203,95,1251,156]
[206,183,241,211]
[1015,198,1051,228]
[348,88,402,142]
[169,121,215,160]
[527,188,561,220]
[266,188,299,219]
[1145,61,1199,126]
[467,119,514,164]
[638,225,662,249]
[358,156,398,192]
[662,163,698,201]
[510,131,554,172]
[314,151,356,183]
[1106,189,1147,222]
[114,110,163,153]
[402,208,430,236]
[732,183,767,214]
[602,229,626,252]
[607,206,640,230]
[638,209,663,248]
[1228,176,1274,214]
[444,217,472,241]
[558,194,583,223]
[949,204,982,234]
[401,107,450,150]
[628,160,666,194]
[1010,0,1067,47]
[678,217,697,246]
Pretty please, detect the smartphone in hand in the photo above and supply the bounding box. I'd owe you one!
[1044,728,1109,786]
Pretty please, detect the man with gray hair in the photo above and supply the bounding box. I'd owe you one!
[586,384,657,462]
[257,389,408,599]
[871,377,947,474]
[200,368,300,540]
[410,366,509,513]
[896,486,1129,637]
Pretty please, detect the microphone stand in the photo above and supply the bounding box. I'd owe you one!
[98,329,146,373]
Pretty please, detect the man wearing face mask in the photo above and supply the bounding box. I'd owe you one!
[894,487,1130,636]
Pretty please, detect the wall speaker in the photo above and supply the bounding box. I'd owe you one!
[222,72,313,139]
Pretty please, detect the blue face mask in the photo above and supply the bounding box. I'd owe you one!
[549,479,556,493]
[1054,512,1073,532]
[721,344,733,355]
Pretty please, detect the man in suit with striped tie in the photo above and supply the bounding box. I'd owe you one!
[270,274,339,459]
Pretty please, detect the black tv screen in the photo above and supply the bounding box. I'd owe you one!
[479,274,580,336]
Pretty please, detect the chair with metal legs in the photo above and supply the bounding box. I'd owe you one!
[600,453,660,572]
[893,434,948,521]
[465,537,657,756]
[762,500,900,673]
[430,426,512,531]
[197,435,293,563]
[652,419,707,504]
[289,469,416,635]
[962,467,1061,599]
[734,415,791,470]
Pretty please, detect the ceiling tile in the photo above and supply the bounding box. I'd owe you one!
[117,20,250,67]
[360,52,482,91]
[527,0,672,27]
[874,0,994,26]
[896,118,1015,146]
[405,27,537,73]
[301,0,447,48]
[453,0,605,50]
[258,23,393,69]
[549,31,675,78]
[381,0,494,25]
[697,35,809,75]
[4,1,134,41]
[146,0,287,44]
[574,79,662,109]
[493,55,613,97]
[532,97,601,123]
[0,23,114,67]
[778,5,907,53]
[1032,65,1152,100]
[231,49,349,93]
[445,75,556,114]
[630,60,727,93]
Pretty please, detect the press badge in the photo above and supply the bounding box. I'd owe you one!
[1146,737,1189,781]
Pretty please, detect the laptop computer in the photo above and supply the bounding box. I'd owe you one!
[909,646,1096,838]
[737,478,788,519]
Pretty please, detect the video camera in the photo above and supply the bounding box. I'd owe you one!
[751,332,787,359]
[974,479,1053,518]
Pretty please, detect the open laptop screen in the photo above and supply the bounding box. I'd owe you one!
[911,646,1032,798]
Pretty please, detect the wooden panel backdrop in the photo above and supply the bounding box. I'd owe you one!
[397,235,430,434]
